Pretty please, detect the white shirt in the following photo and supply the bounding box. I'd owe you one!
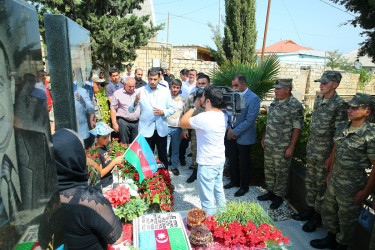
[190,111,226,165]
[181,80,196,99]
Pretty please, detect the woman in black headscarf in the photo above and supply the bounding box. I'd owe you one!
[53,129,123,249]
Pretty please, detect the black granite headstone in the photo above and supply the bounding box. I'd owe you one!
[0,1,64,249]
[44,14,95,148]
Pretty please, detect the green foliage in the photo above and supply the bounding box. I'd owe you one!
[96,88,110,124]
[330,0,375,63]
[114,197,148,223]
[293,105,312,165]
[215,201,274,227]
[326,50,353,71]
[353,68,374,90]
[210,54,280,101]
[210,0,257,65]
[30,0,163,71]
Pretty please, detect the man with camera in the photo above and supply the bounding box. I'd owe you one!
[179,85,227,215]
[224,75,260,197]
[181,74,211,183]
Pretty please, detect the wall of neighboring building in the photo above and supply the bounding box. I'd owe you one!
[272,64,375,107]
[126,45,218,80]
[278,54,326,66]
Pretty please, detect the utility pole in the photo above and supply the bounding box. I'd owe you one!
[261,0,272,64]
[167,12,170,43]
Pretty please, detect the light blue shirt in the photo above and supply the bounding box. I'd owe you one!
[129,84,175,138]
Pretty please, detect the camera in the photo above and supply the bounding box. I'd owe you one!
[193,86,245,115]
[217,86,245,116]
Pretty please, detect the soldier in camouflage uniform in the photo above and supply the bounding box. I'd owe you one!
[292,71,348,233]
[92,75,105,123]
[258,79,304,209]
[310,93,375,250]
[182,74,211,183]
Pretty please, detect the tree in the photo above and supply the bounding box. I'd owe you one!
[210,0,257,65]
[330,0,375,63]
[326,50,353,71]
[210,54,280,101]
[30,0,162,71]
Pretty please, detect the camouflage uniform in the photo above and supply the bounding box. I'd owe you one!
[322,120,375,245]
[94,95,103,122]
[264,93,304,197]
[182,90,204,169]
[305,92,347,213]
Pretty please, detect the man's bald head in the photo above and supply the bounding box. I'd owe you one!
[125,77,135,93]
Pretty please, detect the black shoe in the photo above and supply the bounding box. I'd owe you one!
[180,159,186,166]
[171,169,180,176]
[187,153,193,157]
[292,206,315,221]
[224,182,239,189]
[310,232,337,249]
[257,191,275,201]
[303,213,322,232]
[186,169,197,183]
[334,243,347,250]
[270,195,283,209]
[234,188,249,197]
[168,160,172,165]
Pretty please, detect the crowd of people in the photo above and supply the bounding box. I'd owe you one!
[50,66,375,250]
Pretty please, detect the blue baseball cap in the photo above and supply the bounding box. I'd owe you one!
[89,122,114,136]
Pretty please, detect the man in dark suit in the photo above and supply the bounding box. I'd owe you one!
[224,75,260,197]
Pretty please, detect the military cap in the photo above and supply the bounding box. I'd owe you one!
[347,93,375,110]
[92,75,105,83]
[273,78,293,88]
[314,70,342,83]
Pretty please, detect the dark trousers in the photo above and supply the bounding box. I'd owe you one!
[227,139,252,188]
[116,117,138,144]
[146,130,168,170]
[179,129,191,161]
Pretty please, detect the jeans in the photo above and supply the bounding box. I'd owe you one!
[167,127,181,169]
[197,161,226,215]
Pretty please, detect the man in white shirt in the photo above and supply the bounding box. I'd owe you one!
[179,85,227,215]
[167,79,186,176]
[129,68,175,169]
[181,69,197,99]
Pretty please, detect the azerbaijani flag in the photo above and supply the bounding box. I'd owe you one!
[124,134,158,183]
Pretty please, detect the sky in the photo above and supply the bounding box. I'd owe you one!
[153,0,366,54]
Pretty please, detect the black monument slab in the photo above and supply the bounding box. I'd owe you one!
[44,14,95,148]
[0,0,64,249]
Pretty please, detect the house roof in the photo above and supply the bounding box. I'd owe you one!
[256,40,313,53]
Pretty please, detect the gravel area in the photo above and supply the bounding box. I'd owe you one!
[169,150,293,222]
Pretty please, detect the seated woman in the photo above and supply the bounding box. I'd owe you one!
[53,129,123,249]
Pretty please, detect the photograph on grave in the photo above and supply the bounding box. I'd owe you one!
[0,0,64,249]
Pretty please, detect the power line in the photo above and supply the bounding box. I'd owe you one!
[157,1,217,23]
[281,0,304,46]
[317,0,356,17]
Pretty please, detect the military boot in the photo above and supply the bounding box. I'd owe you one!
[303,212,322,232]
[292,206,315,221]
[310,232,337,249]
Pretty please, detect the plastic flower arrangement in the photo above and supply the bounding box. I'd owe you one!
[204,201,290,248]
[105,181,148,223]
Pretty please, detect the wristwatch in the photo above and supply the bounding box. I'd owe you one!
[190,105,196,110]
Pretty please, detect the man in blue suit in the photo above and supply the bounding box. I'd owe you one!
[224,74,260,197]
[129,68,175,169]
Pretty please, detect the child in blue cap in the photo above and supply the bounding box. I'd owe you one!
[90,123,124,189]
